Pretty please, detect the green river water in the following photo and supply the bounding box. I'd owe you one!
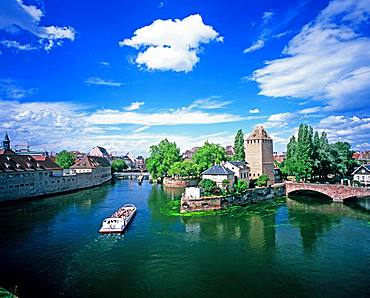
[0,180,369,297]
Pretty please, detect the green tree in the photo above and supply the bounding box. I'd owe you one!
[282,124,358,182]
[56,150,75,169]
[111,159,128,172]
[234,179,248,193]
[146,139,181,179]
[199,179,218,196]
[330,142,358,177]
[192,141,227,174]
[232,129,245,161]
[168,160,198,177]
[256,174,269,187]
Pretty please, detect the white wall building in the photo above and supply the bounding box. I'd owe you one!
[352,165,370,186]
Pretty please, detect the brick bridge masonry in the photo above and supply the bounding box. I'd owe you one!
[285,182,370,202]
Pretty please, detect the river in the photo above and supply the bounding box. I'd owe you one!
[0,180,370,297]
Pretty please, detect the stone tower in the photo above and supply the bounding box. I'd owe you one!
[245,126,274,185]
[3,132,10,150]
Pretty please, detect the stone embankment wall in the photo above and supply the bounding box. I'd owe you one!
[0,168,112,202]
[163,177,200,188]
[180,183,286,213]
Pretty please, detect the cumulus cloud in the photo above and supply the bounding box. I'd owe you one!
[315,115,370,147]
[125,101,144,111]
[85,77,123,87]
[264,112,296,128]
[119,14,222,72]
[252,0,370,111]
[249,108,260,114]
[0,0,75,51]
[243,39,265,54]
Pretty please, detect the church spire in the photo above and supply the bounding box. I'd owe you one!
[3,132,10,150]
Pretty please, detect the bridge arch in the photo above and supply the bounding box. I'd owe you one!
[285,182,370,202]
[287,189,333,201]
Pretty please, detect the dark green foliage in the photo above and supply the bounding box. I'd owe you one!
[256,174,269,187]
[232,129,245,161]
[199,179,218,196]
[168,160,198,177]
[111,159,128,172]
[192,141,227,174]
[146,139,181,179]
[281,124,358,181]
[55,150,76,169]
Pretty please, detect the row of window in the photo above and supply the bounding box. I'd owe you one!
[245,139,272,144]
[0,171,52,179]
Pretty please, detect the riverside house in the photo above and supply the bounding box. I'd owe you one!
[201,165,235,189]
[352,164,370,186]
[223,161,249,181]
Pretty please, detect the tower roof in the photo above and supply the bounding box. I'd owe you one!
[246,126,272,140]
[4,132,9,142]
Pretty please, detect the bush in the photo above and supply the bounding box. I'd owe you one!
[234,180,249,193]
[352,180,361,187]
[199,179,217,196]
[256,174,269,187]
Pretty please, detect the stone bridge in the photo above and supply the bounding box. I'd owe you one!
[285,182,370,202]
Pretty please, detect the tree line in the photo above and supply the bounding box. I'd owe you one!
[281,124,358,182]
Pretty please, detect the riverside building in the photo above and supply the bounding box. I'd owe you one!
[0,133,111,202]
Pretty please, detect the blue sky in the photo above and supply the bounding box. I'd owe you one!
[0,0,369,156]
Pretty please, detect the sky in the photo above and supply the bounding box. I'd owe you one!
[0,0,369,156]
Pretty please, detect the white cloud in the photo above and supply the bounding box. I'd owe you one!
[86,108,244,126]
[273,31,291,39]
[268,112,295,122]
[0,79,35,99]
[252,0,370,111]
[85,77,123,87]
[188,96,231,110]
[249,108,260,114]
[0,99,242,156]
[125,101,144,111]
[298,106,321,114]
[0,0,75,51]
[243,39,265,54]
[0,40,37,51]
[119,14,222,72]
[262,11,274,25]
[315,115,370,147]
[263,112,296,128]
[133,126,150,133]
[99,61,110,66]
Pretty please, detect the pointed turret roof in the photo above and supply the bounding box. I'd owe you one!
[246,126,272,140]
[4,132,9,142]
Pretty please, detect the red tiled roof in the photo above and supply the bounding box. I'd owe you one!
[71,155,110,169]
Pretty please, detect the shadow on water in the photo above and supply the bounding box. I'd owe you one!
[287,192,370,254]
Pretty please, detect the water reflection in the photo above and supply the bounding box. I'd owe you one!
[1,181,370,298]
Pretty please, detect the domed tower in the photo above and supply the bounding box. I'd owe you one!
[3,132,10,150]
[245,126,274,185]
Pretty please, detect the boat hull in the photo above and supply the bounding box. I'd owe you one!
[99,205,136,234]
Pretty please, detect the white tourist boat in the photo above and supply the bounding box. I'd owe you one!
[99,204,136,233]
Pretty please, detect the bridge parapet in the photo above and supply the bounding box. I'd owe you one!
[285,182,370,202]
